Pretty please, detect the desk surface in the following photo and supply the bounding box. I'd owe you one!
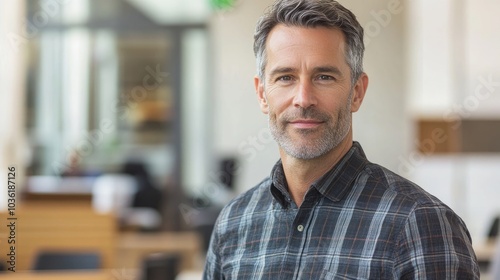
[117,231,203,271]
[0,270,111,280]
[118,231,201,250]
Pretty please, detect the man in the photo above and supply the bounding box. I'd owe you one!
[204,0,480,279]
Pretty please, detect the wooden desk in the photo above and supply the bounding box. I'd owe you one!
[0,206,116,271]
[475,239,497,265]
[117,231,202,271]
[0,270,112,280]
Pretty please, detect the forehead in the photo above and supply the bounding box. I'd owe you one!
[265,24,348,71]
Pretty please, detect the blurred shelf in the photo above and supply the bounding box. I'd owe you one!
[417,118,500,154]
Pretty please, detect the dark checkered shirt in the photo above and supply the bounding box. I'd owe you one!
[203,142,479,279]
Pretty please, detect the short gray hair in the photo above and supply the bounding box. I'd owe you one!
[254,0,365,85]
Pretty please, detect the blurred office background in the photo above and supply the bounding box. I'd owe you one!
[0,0,500,279]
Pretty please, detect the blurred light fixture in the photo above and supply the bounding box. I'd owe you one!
[126,0,210,24]
[61,0,90,24]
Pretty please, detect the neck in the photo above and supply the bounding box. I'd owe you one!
[280,136,353,207]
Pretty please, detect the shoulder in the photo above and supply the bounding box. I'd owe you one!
[361,162,448,209]
[360,164,478,277]
[350,161,467,233]
[356,162,470,234]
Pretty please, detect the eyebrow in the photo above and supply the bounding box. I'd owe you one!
[314,66,343,77]
[268,65,344,78]
[268,67,295,78]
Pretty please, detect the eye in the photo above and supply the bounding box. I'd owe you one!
[317,75,335,81]
[276,75,293,82]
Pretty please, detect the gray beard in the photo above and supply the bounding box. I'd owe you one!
[268,99,352,160]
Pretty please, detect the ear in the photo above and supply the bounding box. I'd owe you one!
[350,73,369,113]
[254,75,269,114]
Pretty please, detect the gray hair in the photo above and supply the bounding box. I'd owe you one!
[254,0,365,85]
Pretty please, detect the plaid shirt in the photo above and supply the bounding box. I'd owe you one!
[203,142,479,279]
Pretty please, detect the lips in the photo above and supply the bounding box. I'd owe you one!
[288,119,324,129]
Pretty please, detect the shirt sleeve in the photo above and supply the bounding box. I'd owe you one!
[393,204,480,279]
[203,219,224,280]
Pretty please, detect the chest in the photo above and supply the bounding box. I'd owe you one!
[219,203,404,279]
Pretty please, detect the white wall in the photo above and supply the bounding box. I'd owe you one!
[342,0,412,177]
[210,0,411,193]
[406,0,458,116]
[210,0,279,194]
[407,0,500,118]
[464,0,500,118]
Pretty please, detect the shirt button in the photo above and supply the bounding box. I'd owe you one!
[297,225,304,232]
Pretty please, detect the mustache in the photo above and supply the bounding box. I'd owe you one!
[281,107,330,122]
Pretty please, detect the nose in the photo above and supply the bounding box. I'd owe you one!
[293,80,317,108]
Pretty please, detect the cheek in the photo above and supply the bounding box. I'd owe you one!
[322,94,350,110]
[265,88,294,111]
[267,102,288,121]
[264,97,286,116]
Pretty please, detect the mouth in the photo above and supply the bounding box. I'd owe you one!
[288,119,324,129]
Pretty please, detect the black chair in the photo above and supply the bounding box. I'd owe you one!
[33,251,101,271]
[488,216,500,239]
[142,253,180,280]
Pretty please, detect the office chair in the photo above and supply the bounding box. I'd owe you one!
[33,251,101,271]
[142,253,180,280]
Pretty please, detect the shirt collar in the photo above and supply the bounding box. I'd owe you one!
[270,142,369,207]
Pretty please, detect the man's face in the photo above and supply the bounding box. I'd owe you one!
[255,25,366,160]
